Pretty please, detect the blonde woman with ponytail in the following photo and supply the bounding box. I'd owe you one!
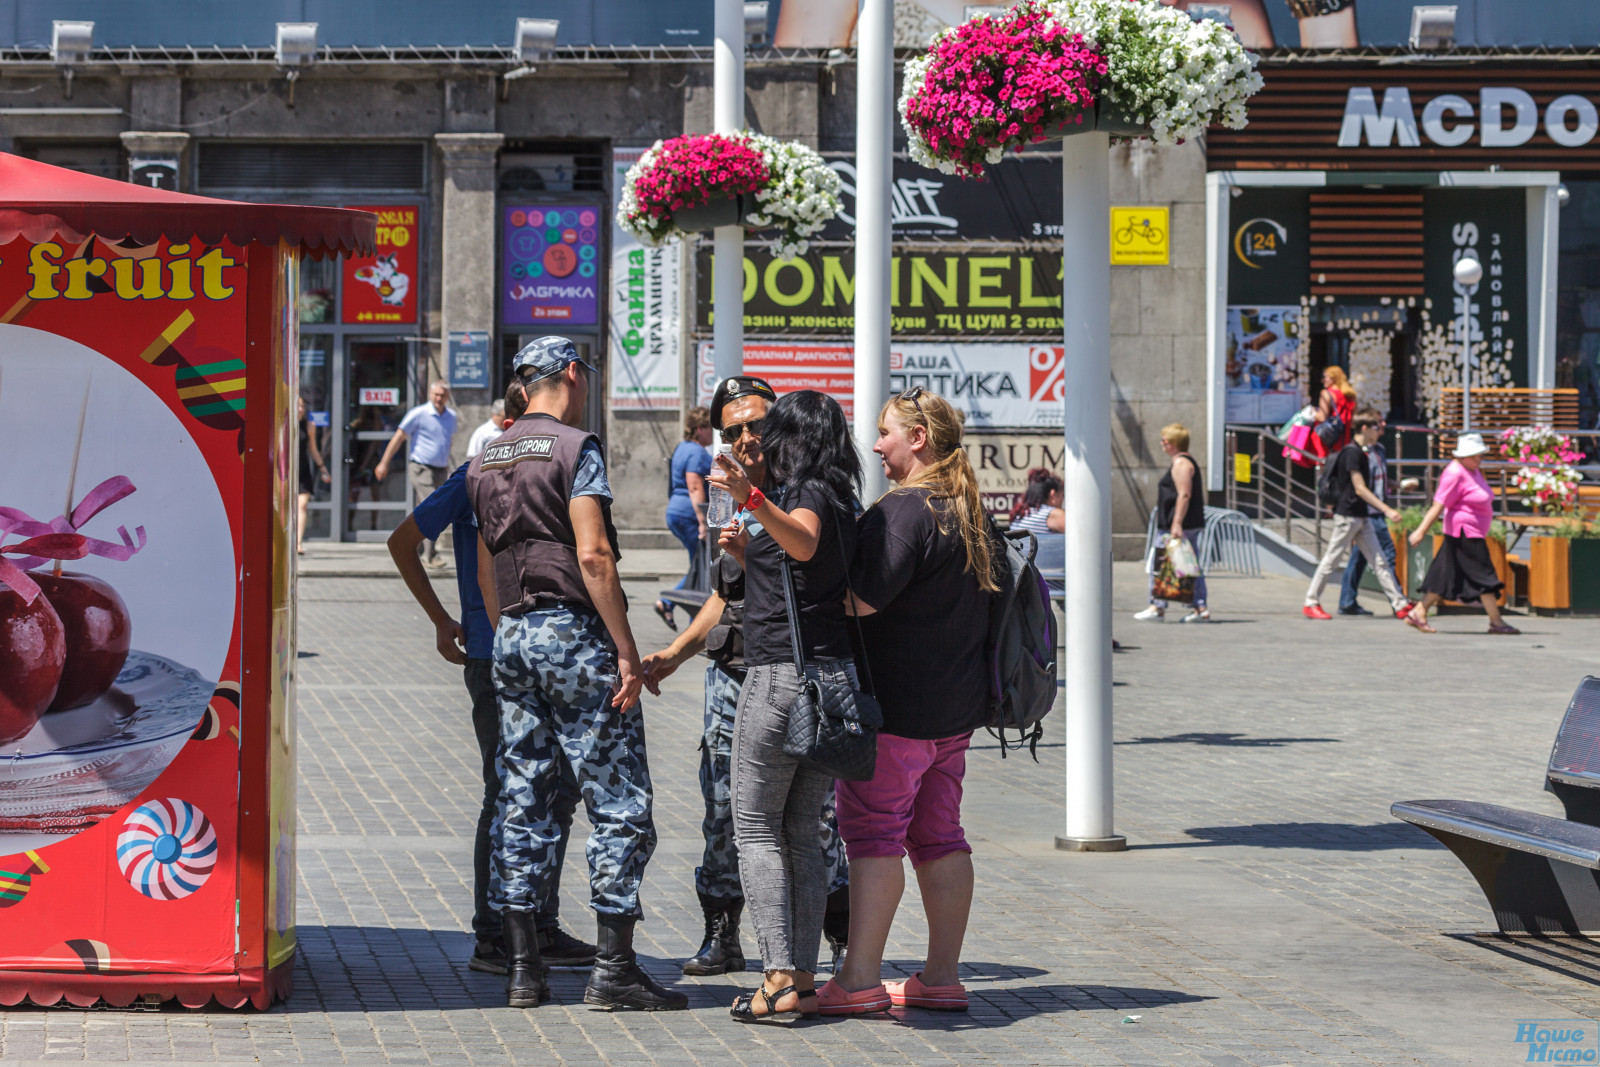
[816,387,998,1017]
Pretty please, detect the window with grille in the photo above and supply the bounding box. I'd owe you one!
[198,142,426,191]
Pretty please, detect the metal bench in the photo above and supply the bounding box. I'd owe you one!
[1392,676,1600,934]
[1033,532,1064,607]
[1141,505,1261,578]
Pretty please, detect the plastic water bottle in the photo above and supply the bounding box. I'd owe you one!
[706,442,737,528]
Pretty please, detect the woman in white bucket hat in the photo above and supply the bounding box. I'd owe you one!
[1404,433,1519,634]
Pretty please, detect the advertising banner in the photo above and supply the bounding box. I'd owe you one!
[0,236,246,976]
[609,149,683,411]
[696,341,1066,428]
[502,204,603,327]
[1225,305,1305,425]
[341,204,418,325]
[1227,189,1309,307]
[819,156,1062,243]
[447,330,490,391]
[961,432,1067,518]
[694,247,1063,338]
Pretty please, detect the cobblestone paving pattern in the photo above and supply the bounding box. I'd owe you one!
[2,566,1596,1064]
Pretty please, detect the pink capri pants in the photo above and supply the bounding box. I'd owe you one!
[835,732,972,868]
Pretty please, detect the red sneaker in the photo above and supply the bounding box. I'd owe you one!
[1302,604,1332,620]
[1395,601,1418,619]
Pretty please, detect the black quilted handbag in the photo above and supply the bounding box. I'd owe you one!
[777,506,881,781]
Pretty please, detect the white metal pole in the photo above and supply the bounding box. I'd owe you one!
[1057,132,1124,853]
[853,0,893,501]
[1459,298,1471,432]
[712,0,745,383]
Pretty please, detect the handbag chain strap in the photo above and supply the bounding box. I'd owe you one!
[774,488,877,697]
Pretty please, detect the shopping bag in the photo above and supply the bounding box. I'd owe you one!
[1282,422,1316,469]
[1277,405,1317,440]
[1151,543,1196,604]
[1166,534,1200,578]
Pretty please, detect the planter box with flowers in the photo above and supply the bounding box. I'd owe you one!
[616,132,841,261]
[1530,521,1600,614]
[898,0,1262,180]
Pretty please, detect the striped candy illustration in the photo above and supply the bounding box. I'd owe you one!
[116,799,217,900]
[0,851,49,907]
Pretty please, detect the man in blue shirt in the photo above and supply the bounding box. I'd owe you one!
[386,379,592,976]
[377,380,459,566]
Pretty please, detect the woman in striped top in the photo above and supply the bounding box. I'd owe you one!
[1009,469,1065,534]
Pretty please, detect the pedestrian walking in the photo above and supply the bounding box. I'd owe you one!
[655,406,714,631]
[1338,415,1398,616]
[385,380,595,981]
[817,387,997,1017]
[640,376,851,980]
[375,379,458,565]
[1302,410,1410,620]
[1405,433,1519,634]
[1135,423,1210,622]
[708,389,862,1024]
[466,398,507,459]
[466,336,686,1011]
[296,394,329,555]
[1009,469,1065,534]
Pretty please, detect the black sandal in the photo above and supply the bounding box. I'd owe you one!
[730,984,807,1025]
[653,601,677,632]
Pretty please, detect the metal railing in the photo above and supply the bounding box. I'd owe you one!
[1225,424,1600,550]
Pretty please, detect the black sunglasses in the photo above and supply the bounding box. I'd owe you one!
[720,418,765,444]
[898,386,926,417]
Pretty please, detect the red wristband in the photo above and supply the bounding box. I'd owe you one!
[742,487,766,512]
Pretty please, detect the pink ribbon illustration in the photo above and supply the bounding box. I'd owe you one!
[0,476,147,603]
[0,533,88,605]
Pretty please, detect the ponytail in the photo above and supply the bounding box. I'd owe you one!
[878,392,998,593]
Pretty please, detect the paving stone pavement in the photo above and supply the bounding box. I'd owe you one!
[4,564,1599,1065]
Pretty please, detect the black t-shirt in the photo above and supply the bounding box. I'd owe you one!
[742,482,857,667]
[851,488,993,739]
[1331,443,1368,518]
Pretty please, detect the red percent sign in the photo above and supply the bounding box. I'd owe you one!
[1029,346,1066,403]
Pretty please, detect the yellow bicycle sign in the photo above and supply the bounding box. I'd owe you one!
[1110,206,1170,265]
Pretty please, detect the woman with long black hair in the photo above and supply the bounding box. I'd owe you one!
[708,389,862,1024]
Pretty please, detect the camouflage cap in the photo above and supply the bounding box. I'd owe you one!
[512,335,596,383]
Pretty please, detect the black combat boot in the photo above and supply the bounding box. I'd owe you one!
[502,911,550,1008]
[822,886,850,973]
[538,922,598,969]
[682,892,745,976]
[469,933,508,976]
[584,914,690,1011]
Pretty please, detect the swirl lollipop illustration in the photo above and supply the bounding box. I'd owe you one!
[116,798,216,900]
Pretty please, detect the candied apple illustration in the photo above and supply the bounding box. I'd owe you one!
[34,571,131,711]
[0,579,66,743]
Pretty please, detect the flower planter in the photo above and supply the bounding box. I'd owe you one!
[666,192,752,235]
[1390,523,1432,601]
[1571,538,1600,612]
[1044,98,1151,140]
[1529,535,1570,611]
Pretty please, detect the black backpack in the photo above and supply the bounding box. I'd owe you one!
[1316,448,1345,506]
[984,527,1059,759]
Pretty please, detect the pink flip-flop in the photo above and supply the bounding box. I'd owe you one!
[886,973,969,1012]
[815,977,892,1015]
[1404,611,1437,633]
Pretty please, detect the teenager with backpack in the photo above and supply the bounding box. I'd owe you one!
[1303,409,1410,620]
[817,387,1000,1017]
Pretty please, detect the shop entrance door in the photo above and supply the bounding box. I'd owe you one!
[340,339,413,540]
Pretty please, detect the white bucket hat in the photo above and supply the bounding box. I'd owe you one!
[1452,433,1489,458]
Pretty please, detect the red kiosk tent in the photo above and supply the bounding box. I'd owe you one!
[0,153,373,1008]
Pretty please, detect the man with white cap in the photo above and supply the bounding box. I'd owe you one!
[466,336,687,1012]
[1302,409,1412,621]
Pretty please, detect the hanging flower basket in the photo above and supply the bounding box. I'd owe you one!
[617,131,842,260]
[899,0,1262,179]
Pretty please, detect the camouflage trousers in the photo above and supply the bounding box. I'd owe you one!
[698,663,848,902]
[490,608,657,919]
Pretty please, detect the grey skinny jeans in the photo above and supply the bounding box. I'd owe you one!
[731,659,856,973]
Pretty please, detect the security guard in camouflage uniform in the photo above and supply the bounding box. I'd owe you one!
[466,336,686,1012]
[642,375,851,978]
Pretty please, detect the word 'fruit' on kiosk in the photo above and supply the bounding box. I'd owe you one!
[0,153,374,1009]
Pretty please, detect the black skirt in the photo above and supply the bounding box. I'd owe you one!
[1421,534,1503,602]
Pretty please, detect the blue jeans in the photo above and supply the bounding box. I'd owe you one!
[1339,517,1397,611]
[665,503,701,592]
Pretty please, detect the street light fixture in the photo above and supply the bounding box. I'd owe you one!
[744,3,770,47]
[1409,5,1456,50]
[274,23,318,67]
[51,21,93,65]
[1453,255,1483,431]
